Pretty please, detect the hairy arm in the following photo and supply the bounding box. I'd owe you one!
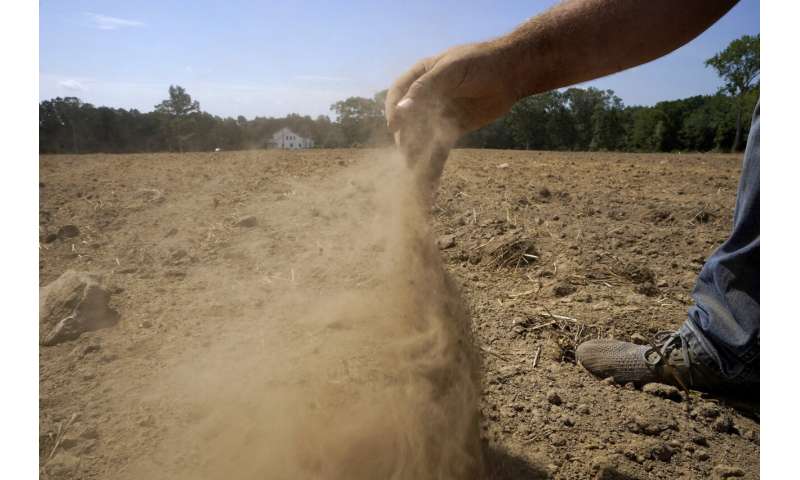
[502,0,739,99]
[387,0,739,137]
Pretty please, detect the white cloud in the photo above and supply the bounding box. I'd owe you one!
[85,13,144,31]
[57,79,87,92]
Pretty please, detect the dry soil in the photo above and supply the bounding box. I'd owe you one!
[39,149,759,479]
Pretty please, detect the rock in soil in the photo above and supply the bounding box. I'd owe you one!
[39,270,119,346]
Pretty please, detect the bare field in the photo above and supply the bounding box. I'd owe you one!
[39,149,758,479]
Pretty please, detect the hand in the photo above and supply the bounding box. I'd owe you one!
[386,41,521,153]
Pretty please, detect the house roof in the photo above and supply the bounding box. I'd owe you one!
[272,127,309,139]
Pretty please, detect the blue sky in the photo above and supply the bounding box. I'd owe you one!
[40,0,759,119]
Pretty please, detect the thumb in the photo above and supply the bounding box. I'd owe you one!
[388,73,436,132]
[387,98,414,133]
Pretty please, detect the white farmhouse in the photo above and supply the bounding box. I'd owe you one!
[272,127,314,149]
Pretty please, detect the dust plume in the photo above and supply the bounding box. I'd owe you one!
[127,134,482,478]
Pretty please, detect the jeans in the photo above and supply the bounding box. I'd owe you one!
[679,101,760,385]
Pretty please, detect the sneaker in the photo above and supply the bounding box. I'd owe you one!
[576,332,728,394]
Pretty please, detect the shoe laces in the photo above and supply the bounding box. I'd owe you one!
[644,330,694,391]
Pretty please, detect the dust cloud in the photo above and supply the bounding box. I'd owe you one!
[128,134,483,478]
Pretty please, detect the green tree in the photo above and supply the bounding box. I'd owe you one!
[563,87,607,150]
[330,94,388,146]
[590,91,625,151]
[705,34,759,151]
[506,95,548,149]
[542,92,576,150]
[154,85,201,152]
[627,107,668,151]
[39,97,93,153]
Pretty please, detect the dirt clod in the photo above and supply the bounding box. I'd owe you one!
[39,271,119,346]
[642,383,682,402]
[602,376,617,386]
[237,215,258,227]
[628,414,677,436]
[437,234,456,250]
[553,281,576,297]
[590,455,623,480]
[712,464,745,479]
[646,209,674,224]
[538,187,551,199]
[547,390,563,406]
[614,262,656,284]
[45,452,81,477]
[712,415,736,434]
[649,442,676,462]
[696,402,722,419]
[58,224,80,239]
[692,209,714,224]
[635,282,659,296]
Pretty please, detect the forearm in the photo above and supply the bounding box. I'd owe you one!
[496,0,738,99]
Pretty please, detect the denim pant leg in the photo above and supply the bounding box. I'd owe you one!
[679,101,760,384]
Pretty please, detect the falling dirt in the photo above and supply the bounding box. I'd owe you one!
[134,151,483,480]
[39,149,759,479]
[41,147,484,479]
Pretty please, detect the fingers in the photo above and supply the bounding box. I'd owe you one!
[386,57,435,133]
[385,62,425,132]
[387,53,461,186]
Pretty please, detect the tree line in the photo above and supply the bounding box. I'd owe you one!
[38,88,388,154]
[459,87,758,153]
[40,35,757,154]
